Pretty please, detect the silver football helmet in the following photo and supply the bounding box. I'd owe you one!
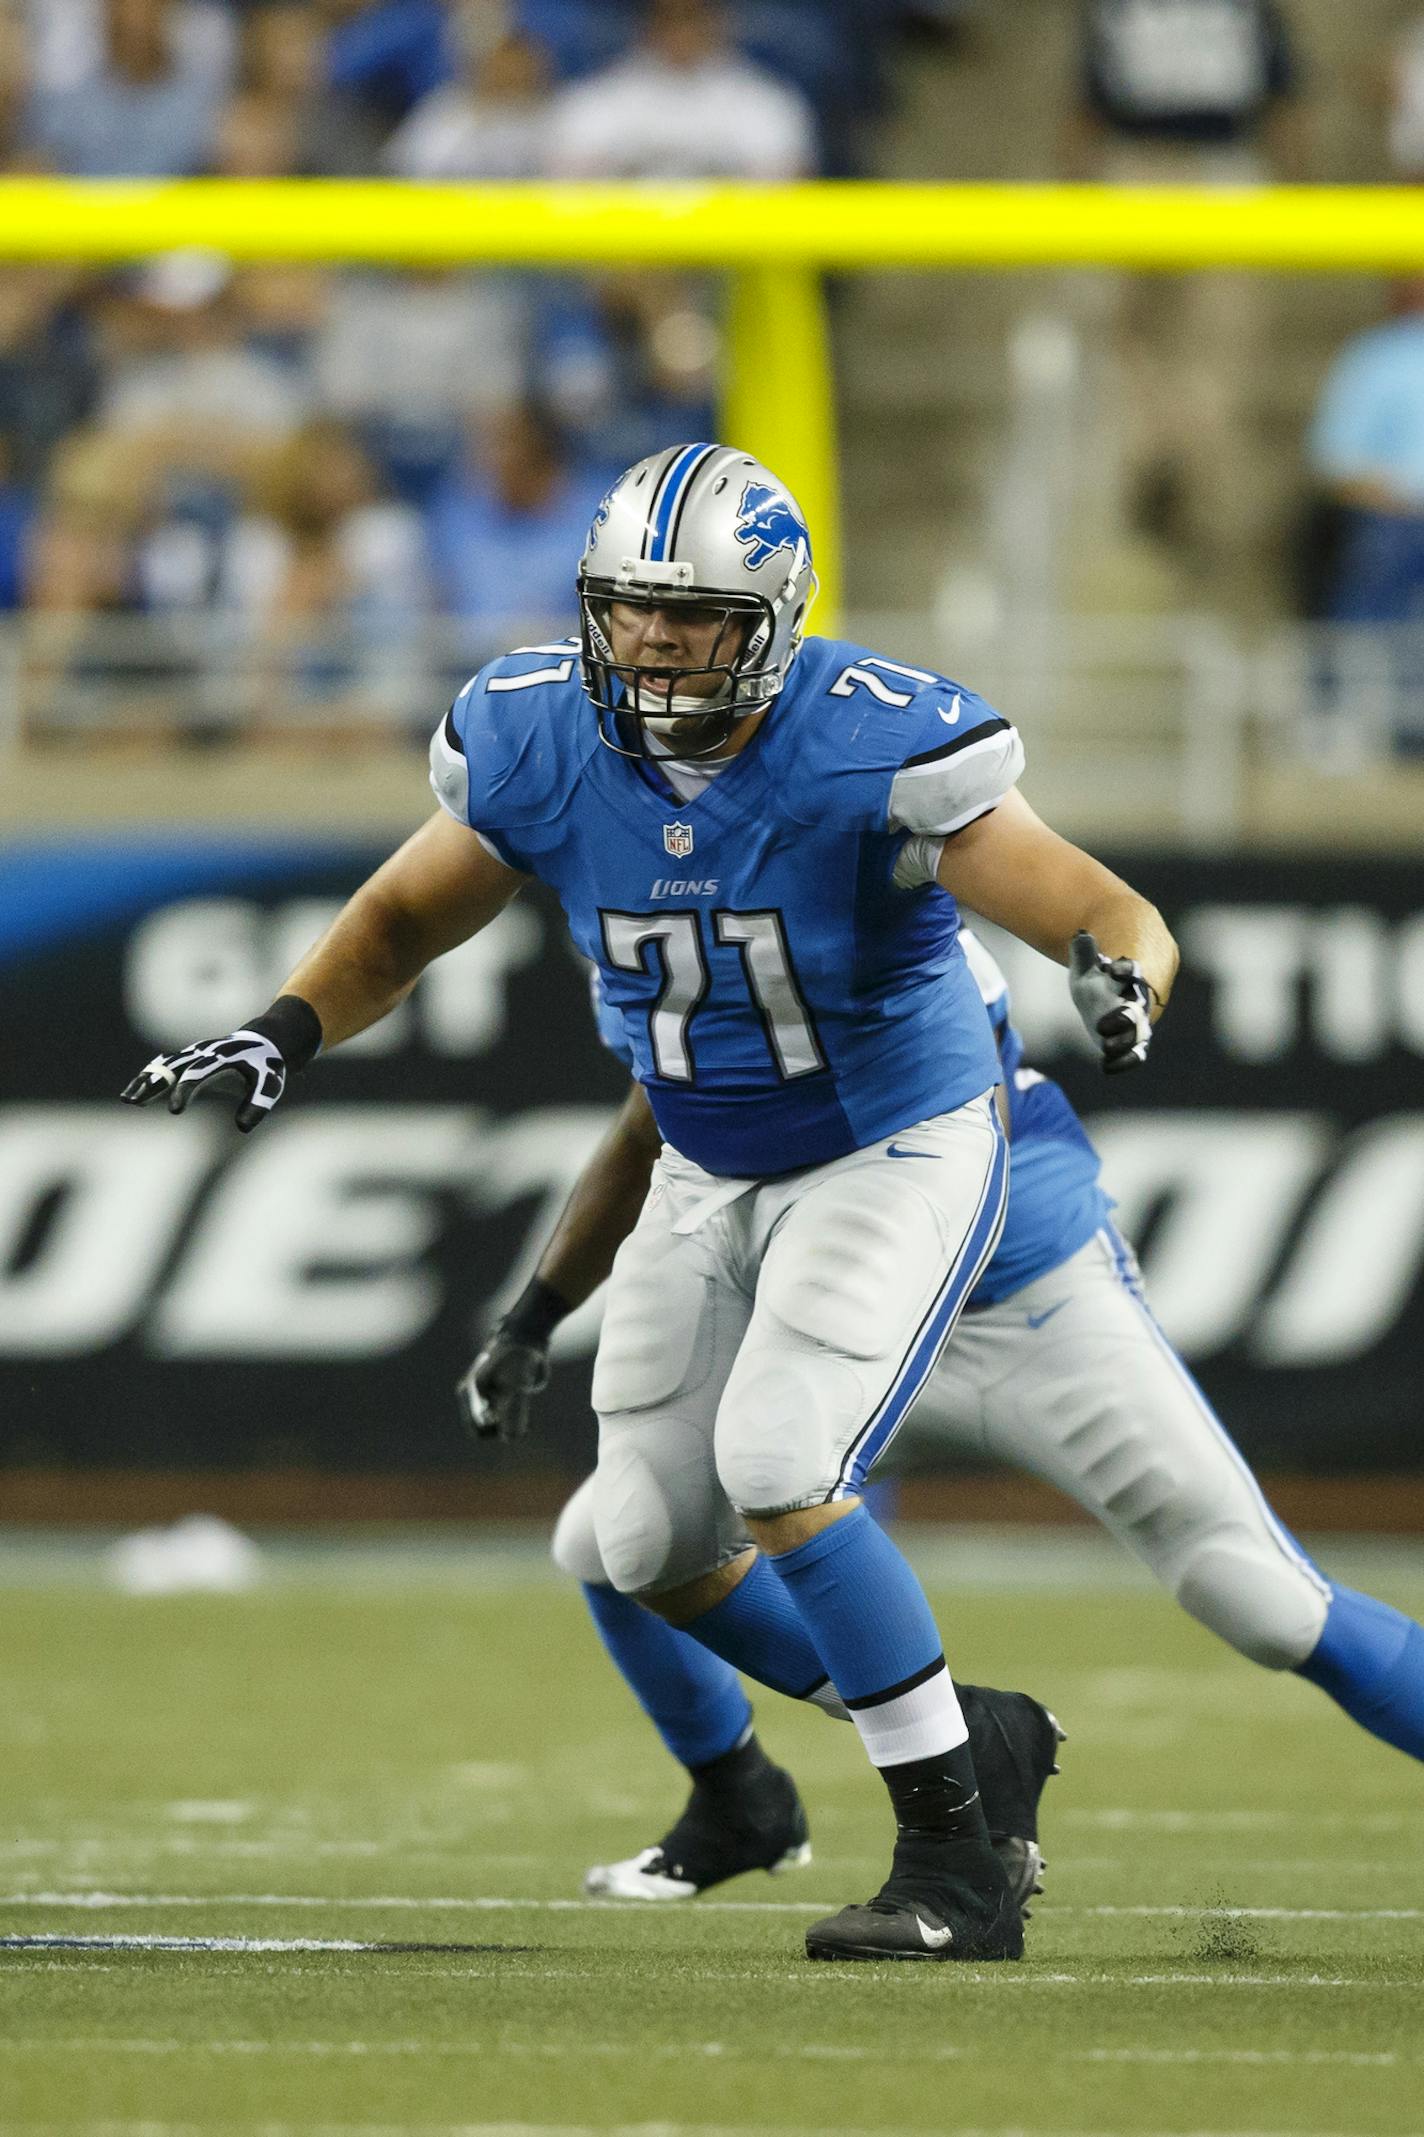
[578,442,815,758]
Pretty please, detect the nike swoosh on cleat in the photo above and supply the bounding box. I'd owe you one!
[916,1916,954,1950]
[886,1142,942,1160]
[939,693,962,725]
[1025,1300,1069,1330]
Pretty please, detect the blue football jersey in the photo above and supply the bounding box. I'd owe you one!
[431,635,1024,1178]
[594,931,1113,1304]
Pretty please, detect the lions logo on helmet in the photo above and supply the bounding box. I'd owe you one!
[733,480,807,575]
[590,481,617,537]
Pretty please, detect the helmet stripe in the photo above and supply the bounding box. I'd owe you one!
[648,441,715,562]
[665,443,722,563]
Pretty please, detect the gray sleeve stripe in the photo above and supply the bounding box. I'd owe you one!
[888,725,1024,836]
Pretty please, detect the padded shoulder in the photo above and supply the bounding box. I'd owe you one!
[788,640,1023,835]
[428,641,587,836]
[886,675,1024,837]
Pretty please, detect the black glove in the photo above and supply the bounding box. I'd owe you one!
[1068,931,1155,1075]
[456,1277,571,1443]
[119,994,322,1133]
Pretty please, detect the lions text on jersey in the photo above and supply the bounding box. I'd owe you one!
[430,636,1023,1178]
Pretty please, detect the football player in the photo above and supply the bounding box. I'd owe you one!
[123,443,1176,1963]
[463,927,1424,1907]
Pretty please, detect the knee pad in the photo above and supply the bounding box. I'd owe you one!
[591,1430,731,1599]
[714,1353,866,1514]
[1042,1403,1329,1670]
[550,1477,606,1586]
[1175,1539,1330,1671]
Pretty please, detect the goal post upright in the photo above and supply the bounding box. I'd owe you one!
[2,177,1421,637]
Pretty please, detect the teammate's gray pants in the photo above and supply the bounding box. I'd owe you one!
[557,1224,1330,1671]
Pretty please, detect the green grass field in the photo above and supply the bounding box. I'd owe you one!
[2,1527,1422,2137]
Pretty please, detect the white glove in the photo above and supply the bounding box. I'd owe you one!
[1068,931,1155,1075]
[120,996,321,1133]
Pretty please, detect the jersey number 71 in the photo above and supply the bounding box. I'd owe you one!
[601,909,827,1085]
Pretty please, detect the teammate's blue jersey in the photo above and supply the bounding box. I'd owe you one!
[961,943,1113,1305]
[432,634,1025,1178]
[592,931,1114,1305]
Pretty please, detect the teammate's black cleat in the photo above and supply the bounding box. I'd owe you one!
[805,1843,1024,1964]
[584,1734,811,1901]
[961,1684,1066,1917]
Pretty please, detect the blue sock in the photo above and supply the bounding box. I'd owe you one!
[1297,1584,1424,1761]
[765,1503,944,1704]
[581,1583,751,1770]
[768,1507,966,1768]
[682,1553,832,1700]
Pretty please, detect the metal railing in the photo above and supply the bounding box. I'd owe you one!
[3,610,1422,844]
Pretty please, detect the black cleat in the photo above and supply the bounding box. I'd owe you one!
[960,1685,1066,1916]
[585,1745,811,1901]
[805,1853,1024,1964]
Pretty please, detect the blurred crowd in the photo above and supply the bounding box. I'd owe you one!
[4,0,1424,751]
[0,0,950,734]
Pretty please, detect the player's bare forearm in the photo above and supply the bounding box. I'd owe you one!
[282,810,526,1048]
[938,790,1179,1012]
[536,1082,662,1311]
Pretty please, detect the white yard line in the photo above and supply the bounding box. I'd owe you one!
[0,1892,828,1915]
[0,2123,1385,2137]
[3,2037,1412,2069]
[3,1891,1423,1923]
[0,1937,516,1956]
[0,1944,1406,1989]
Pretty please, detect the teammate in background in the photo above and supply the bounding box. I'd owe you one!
[123,443,1176,1964]
[462,926,1424,1907]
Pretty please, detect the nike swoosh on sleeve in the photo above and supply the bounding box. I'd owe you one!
[938,693,962,725]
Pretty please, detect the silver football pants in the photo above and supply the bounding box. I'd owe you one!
[586,1096,1007,1597]
[558,1222,1330,1670]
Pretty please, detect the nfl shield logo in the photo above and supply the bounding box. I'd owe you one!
[663,821,694,860]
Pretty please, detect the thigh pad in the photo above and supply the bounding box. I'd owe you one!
[591,1204,718,1417]
[758,1170,950,1363]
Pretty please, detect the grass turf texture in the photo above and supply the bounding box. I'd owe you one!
[1,1530,1422,2137]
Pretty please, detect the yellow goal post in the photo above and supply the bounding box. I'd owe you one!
[5,177,1423,626]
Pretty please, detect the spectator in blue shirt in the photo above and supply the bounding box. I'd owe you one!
[425,401,609,652]
[1309,284,1424,624]
[1303,285,1424,757]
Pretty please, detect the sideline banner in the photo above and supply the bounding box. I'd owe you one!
[1,839,1420,1473]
